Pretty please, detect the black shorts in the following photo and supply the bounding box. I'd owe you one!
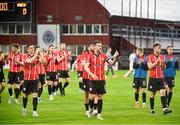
[164,77,175,88]
[39,74,46,85]
[0,72,5,83]
[46,72,58,82]
[8,72,21,84]
[19,71,24,81]
[148,78,166,92]
[89,80,106,94]
[133,78,147,89]
[23,80,39,94]
[82,79,89,92]
[58,70,70,78]
[77,71,83,78]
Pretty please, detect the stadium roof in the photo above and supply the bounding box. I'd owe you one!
[98,0,180,22]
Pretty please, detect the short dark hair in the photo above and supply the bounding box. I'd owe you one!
[60,43,66,45]
[153,42,161,48]
[11,43,19,49]
[26,44,35,49]
[93,40,102,45]
[48,45,54,48]
[167,46,173,49]
[87,41,94,47]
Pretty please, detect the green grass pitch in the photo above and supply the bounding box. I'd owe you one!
[0,70,180,124]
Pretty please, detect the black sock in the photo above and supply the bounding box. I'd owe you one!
[20,85,23,93]
[52,86,55,93]
[8,88,13,96]
[56,84,59,91]
[167,92,172,107]
[59,82,63,92]
[94,103,98,110]
[63,82,69,89]
[14,88,20,99]
[85,103,89,111]
[142,93,146,103]
[38,88,42,97]
[161,96,167,109]
[23,97,28,109]
[98,99,103,114]
[135,93,139,102]
[48,85,52,95]
[150,98,154,110]
[79,82,82,89]
[33,97,38,111]
[89,99,94,109]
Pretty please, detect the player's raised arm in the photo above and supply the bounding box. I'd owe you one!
[71,58,78,72]
[39,48,45,64]
[107,50,119,66]
[147,57,159,69]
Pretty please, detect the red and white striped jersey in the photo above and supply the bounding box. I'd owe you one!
[45,53,57,72]
[147,53,165,78]
[38,62,46,74]
[89,52,108,81]
[23,54,39,80]
[8,52,23,73]
[82,51,90,79]
[76,55,83,71]
[57,50,70,71]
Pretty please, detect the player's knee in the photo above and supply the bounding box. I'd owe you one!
[14,84,19,88]
[160,90,166,96]
[141,88,146,93]
[169,88,173,92]
[135,89,139,93]
[32,93,38,97]
[65,78,70,82]
[23,94,28,98]
[150,92,155,98]
[8,84,12,88]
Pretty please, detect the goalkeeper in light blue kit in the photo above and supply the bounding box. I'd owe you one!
[164,46,179,108]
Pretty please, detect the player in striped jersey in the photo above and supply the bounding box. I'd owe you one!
[22,45,45,117]
[81,42,95,115]
[44,45,58,101]
[0,51,5,103]
[164,46,179,108]
[85,40,119,120]
[71,54,83,90]
[57,43,71,96]
[7,43,24,104]
[147,43,172,114]
[38,49,46,102]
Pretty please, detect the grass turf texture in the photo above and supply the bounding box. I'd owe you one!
[0,69,180,124]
